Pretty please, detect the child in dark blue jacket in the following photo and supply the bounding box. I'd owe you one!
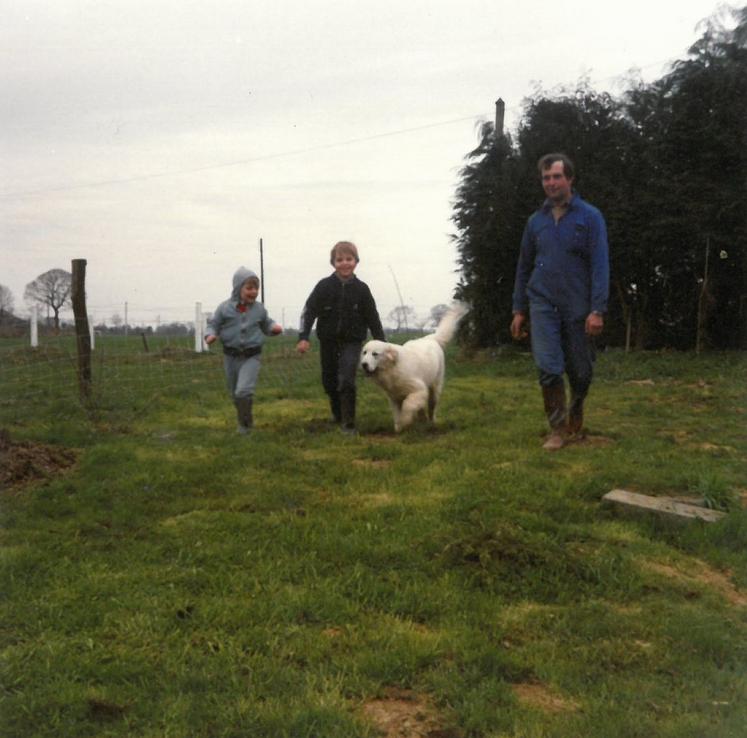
[297,242,385,434]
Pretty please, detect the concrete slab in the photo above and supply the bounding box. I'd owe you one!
[603,489,726,523]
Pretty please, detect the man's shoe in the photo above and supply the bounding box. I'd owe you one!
[542,430,565,451]
[541,383,567,450]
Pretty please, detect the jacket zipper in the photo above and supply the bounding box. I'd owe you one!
[336,281,346,337]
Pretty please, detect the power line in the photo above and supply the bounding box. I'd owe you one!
[0,114,482,200]
[0,54,684,201]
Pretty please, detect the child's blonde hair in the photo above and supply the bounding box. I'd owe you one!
[329,241,360,265]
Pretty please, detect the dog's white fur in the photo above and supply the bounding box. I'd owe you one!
[360,303,467,432]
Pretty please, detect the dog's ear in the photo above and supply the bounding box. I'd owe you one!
[385,347,397,364]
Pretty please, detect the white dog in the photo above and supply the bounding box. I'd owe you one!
[360,303,467,432]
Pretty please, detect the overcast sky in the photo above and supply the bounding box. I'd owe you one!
[1,0,725,329]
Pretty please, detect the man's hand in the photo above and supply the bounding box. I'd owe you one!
[271,325,283,335]
[510,312,528,341]
[585,312,604,336]
[205,335,217,346]
[296,339,311,354]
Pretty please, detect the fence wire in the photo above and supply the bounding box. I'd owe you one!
[0,334,323,427]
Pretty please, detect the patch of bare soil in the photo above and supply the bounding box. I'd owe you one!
[512,683,580,713]
[643,560,747,607]
[361,688,459,738]
[0,429,77,491]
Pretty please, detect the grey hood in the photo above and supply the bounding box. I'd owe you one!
[231,267,258,302]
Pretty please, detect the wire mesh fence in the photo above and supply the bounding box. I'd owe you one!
[0,332,325,428]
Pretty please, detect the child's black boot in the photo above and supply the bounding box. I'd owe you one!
[339,390,357,436]
[235,396,253,435]
[329,393,342,424]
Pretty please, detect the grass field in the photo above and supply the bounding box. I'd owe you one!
[1,339,746,737]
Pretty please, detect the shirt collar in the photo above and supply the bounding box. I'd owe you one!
[542,191,578,212]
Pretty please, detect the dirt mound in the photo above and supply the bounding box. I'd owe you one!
[361,688,459,738]
[0,429,77,490]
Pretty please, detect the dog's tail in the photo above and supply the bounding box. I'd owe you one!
[432,302,468,348]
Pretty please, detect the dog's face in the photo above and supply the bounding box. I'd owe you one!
[360,340,396,375]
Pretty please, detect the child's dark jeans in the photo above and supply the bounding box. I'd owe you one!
[319,339,361,428]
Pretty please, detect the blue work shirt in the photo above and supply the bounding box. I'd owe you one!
[512,193,609,320]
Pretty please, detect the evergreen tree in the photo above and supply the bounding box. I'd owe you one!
[452,6,746,350]
[649,6,747,348]
[452,122,522,346]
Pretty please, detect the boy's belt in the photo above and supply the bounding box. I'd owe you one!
[223,346,262,358]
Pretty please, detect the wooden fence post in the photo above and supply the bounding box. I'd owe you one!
[71,259,92,399]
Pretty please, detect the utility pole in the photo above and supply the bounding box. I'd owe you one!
[388,264,408,333]
[495,98,505,138]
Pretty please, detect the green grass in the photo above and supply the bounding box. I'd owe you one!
[1,344,746,737]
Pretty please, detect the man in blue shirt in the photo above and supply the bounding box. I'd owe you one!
[511,153,609,450]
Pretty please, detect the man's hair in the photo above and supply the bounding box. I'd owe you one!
[243,275,260,288]
[538,153,575,180]
[330,240,360,265]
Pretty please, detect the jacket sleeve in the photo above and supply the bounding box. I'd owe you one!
[205,302,225,339]
[362,286,385,341]
[511,217,536,314]
[589,210,610,314]
[298,282,321,341]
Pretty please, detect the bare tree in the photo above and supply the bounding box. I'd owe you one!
[0,284,14,320]
[24,269,72,333]
[387,304,416,332]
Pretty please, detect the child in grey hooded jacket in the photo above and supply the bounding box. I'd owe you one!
[205,267,282,434]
